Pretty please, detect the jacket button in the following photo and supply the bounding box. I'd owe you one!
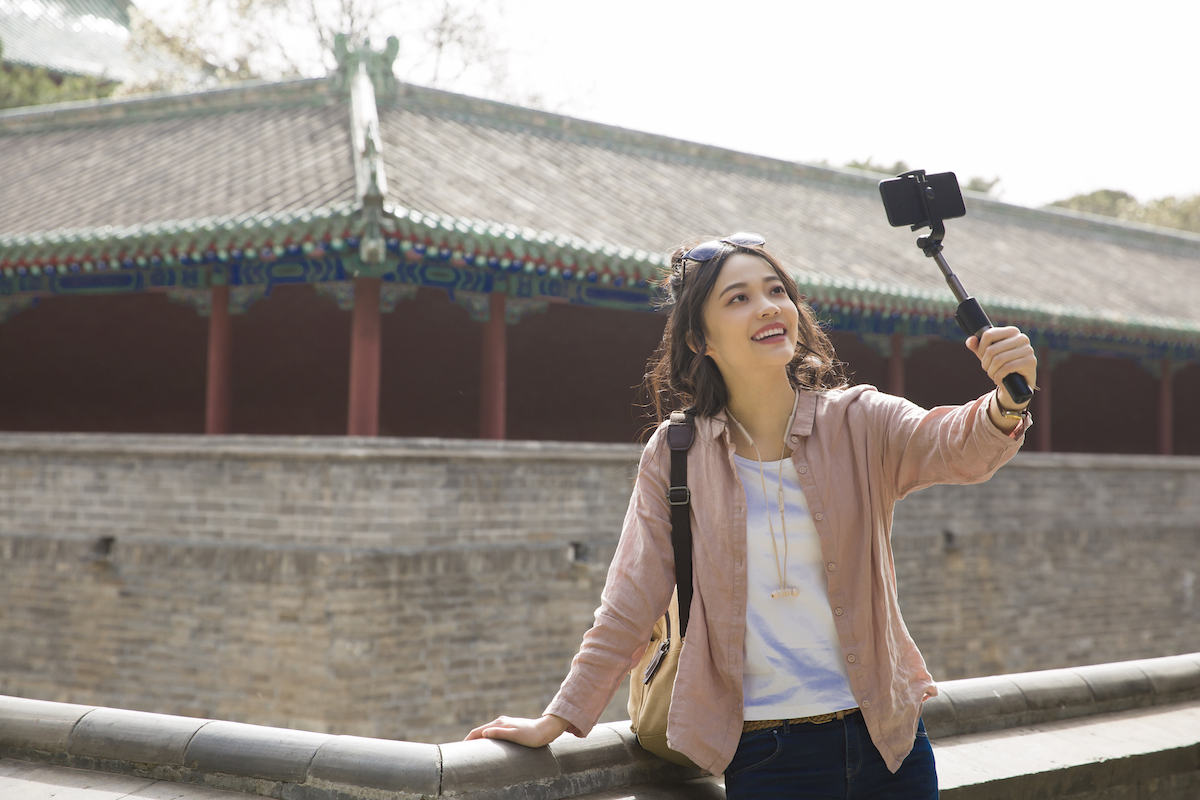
[834,607,844,616]
[790,435,799,443]
[798,466,808,474]
[814,512,824,521]
[827,562,836,572]
[846,654,856,664]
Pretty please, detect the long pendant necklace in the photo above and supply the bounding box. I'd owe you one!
[728,392,800,599]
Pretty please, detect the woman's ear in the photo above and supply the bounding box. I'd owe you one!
[685,330,703,355]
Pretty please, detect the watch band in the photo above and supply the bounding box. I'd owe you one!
[994,388,1031,437]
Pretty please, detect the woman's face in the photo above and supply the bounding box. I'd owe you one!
[697,252,799,378]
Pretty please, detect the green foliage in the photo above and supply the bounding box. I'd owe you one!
[964,176,1001,195]
[1048,189,1200,235]
[846,159,1002,197]
[846,158,910,176]
[1048,189,1139,218]
[0,40,117,110]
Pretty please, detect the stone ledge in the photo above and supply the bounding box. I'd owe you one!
[924,653,1200,738]
[933,702,1200,800]
[0,432,644,463]
[0,700,697,800]
[1008,450,1200,471]
[4,432,1200,471]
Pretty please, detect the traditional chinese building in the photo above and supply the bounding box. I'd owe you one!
[2,43,1198,453]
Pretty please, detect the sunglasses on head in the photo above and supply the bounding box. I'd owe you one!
[681,232,766,264]
[679,233,766,289]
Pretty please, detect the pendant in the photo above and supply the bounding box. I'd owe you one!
[770,587,800,598]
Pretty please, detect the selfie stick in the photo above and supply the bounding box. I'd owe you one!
[904,171,1033,405]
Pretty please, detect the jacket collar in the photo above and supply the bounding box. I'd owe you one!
[694,390,817,442]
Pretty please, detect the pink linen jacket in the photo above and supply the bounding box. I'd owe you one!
[544,385,1027,775]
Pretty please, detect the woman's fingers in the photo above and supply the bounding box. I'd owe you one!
[463,715,560,747]
[464,716,514,741]
[966,327,1038,403]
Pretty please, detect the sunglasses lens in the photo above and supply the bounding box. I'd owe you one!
[722,232,766,248]
[683,241,722,262]
[683,233,766,263]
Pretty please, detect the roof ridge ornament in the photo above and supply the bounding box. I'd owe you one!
[341,36,396,271]
[332,34,400,97]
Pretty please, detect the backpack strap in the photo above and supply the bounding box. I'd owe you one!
[666,410,695,639]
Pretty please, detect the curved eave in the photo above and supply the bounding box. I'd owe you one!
[796,270,1200,354]
[0,203,666,286]
[3,208,1200,356]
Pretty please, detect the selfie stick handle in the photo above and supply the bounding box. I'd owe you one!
[921,232,1034,405]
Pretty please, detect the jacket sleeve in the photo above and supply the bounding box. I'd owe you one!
[543,422,679,737]
[862,389,1027,501]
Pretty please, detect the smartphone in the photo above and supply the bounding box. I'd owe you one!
[879,171,966,228]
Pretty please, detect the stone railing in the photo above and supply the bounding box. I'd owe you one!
[2,653,1198,800]
[924,651,1200,737]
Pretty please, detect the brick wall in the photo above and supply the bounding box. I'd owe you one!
[0,433,1197,744]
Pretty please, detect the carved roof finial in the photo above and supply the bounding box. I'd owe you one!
[332,34,399,96]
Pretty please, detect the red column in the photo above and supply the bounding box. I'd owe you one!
[479,292,507,440]
[1159,358,1173,455]
[1034,347,1051,452]
[887,332,905,397]
[347,277,382,437]
[205,285,232,434]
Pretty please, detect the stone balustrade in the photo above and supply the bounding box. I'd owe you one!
[2,653,1199,800]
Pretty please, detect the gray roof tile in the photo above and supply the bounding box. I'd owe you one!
[0,81,355,233]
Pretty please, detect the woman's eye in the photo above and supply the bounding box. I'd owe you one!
[770,285,786,295]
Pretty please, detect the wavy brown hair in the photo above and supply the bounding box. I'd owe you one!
[644,238,846,424]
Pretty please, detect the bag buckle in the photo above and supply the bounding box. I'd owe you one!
[667,486,690,505]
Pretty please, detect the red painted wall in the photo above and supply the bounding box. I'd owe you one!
[0,292,208,433]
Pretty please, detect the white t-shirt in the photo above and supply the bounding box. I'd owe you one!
[734,453,858,720]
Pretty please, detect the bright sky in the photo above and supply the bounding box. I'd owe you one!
[489,0,1200,209]
[133,0,1200,210]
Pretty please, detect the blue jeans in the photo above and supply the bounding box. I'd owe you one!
[724,715,937,800]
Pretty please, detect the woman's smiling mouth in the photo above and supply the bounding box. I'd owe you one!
[751,324,787,342]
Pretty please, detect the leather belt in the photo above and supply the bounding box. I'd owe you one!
[742,707,858,733]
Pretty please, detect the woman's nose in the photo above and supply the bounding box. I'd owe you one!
[758,299,781,317]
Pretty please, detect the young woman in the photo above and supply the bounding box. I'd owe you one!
[467,234,1036,799]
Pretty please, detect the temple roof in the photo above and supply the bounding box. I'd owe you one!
[379,86,1200,349]
[1,74,1198,357]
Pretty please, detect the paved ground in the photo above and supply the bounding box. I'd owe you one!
[0,760,255,800]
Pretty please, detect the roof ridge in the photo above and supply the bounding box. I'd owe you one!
[0,76,336,130]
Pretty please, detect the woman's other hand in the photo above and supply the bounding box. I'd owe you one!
[464,714,570,747]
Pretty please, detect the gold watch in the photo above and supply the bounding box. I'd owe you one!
[995,390,1030,422]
